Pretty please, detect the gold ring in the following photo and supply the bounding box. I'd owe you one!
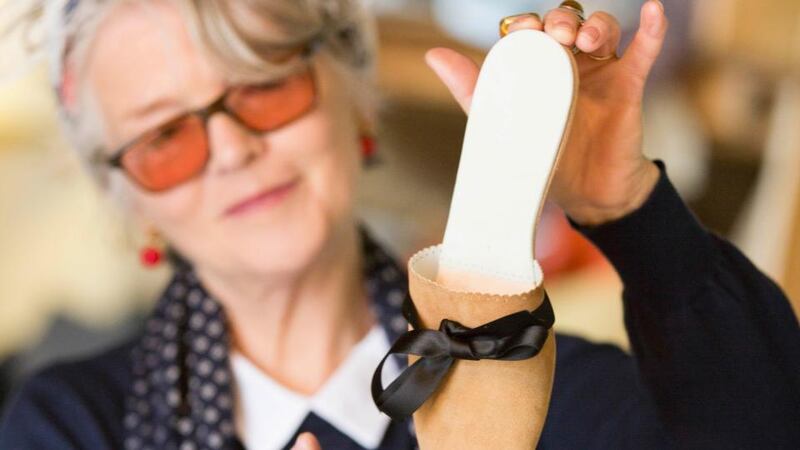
[499,12,542,37]
[587,53,617,61]
[558,0,586,24]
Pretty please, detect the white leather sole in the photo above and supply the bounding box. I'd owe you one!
[435,29,578,294]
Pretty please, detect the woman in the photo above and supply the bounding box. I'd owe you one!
[1,0,798,449]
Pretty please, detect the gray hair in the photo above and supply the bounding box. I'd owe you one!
[14,0,380,188]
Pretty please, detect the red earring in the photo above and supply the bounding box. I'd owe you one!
[360,134,378,164]
[140,229,164,268]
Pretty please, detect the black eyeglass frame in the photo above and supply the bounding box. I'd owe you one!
[99,34,326,185]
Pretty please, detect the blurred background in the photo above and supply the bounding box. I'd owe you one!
[1,0,799,407]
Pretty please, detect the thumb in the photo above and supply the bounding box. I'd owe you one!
[424,47,481,114]
[291,432,322,450]
[620,0,668,85]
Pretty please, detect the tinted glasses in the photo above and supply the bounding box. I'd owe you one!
[103,41,321,192]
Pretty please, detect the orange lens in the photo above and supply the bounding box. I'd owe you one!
[120,115,209,192]
[226,70,317,131]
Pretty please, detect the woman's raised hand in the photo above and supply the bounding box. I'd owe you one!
[426,0,668,226]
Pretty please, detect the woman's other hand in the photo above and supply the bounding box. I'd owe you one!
[291,432,322,450]
[426,0,668,226]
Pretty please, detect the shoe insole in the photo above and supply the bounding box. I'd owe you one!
[435,30,578,294]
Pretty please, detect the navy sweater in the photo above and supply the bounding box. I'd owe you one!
[1,161,798,449]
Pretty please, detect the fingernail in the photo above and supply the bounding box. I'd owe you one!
[550,20,575,42]
[423,49,439,67]
[500,12,542,36]
[580,27,600,44]
[506,21,527,33]
[516,12,541,22]
[509,15,540,29]
[653,0,664,12]
[553,20,573,31]
[645,1,663,36]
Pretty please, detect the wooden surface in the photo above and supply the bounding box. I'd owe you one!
[693,0,800,74]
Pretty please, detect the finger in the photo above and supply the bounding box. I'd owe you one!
[504,13,544,34]
[291,432,322,450]
[543,7,582,47]
[575,11,621,57]
[424,47,480,114]
[620,0,668,83]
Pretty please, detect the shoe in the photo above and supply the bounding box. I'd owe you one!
[373,28,577,450]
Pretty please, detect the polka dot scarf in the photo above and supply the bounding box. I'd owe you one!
[123,227,413,450]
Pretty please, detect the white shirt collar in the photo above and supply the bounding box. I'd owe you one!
[231,325,401,450]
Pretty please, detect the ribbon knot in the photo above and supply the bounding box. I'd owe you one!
[371,291,554,421]
[441,320,482,361]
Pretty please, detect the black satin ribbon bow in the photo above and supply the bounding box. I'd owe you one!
[371,290,555,421]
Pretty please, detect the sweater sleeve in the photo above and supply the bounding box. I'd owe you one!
[568,159,800,448]
[0,345,131,449]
